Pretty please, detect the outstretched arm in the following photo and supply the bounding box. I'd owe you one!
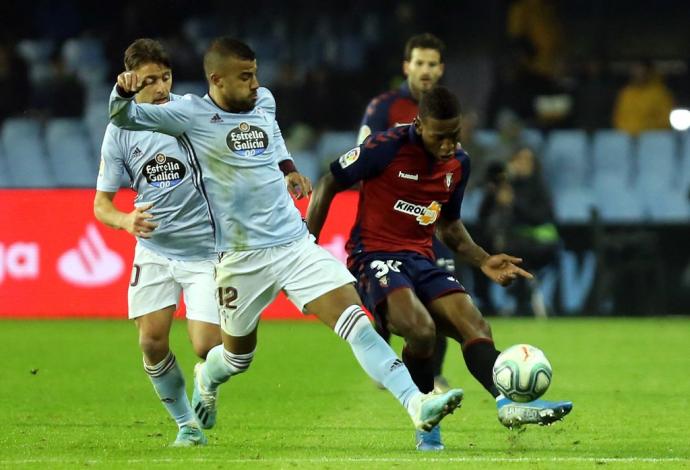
[108,71,192,136]
[306,172,346,242]
[437,217,533,286]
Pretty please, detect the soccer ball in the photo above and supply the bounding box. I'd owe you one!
[492,344,552,402]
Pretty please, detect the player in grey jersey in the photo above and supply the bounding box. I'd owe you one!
[96,39,310,447]
[95,39,219,447]
[108,37,464,443]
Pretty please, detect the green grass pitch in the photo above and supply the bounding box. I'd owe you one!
[0,317,688,469]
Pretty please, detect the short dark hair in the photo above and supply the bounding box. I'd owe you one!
[404,33,445,62]
[419,86,461,120]
[124,38,171,71]
[204,37,255,76]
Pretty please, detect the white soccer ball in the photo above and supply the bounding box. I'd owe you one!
[493,344,552,402]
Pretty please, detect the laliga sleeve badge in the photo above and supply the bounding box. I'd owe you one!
[339,147,361,168]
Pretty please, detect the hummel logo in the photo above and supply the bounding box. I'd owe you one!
[132,146,143,158]
[210,113,223,123]
[398,171,418,181]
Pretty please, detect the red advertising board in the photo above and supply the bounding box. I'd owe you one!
[0,189,358,318]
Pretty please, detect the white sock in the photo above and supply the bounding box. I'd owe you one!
[143,351,195,428]
[334,305,421,416]
[200,344,254,392]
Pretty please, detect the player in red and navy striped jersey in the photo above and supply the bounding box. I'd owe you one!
[308,87,573,451]
[357,33,453,397]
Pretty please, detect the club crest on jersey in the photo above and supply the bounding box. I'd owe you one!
[339,147,360,168]
[393,200,441,226]
[445,172,453,190]
[227,122,269,157]
[143,153,186,188]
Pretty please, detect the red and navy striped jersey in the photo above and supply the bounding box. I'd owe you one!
[330,125,471,264]
[361,82,418,132]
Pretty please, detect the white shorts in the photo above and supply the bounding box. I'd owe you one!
[128,244,220,325]
[215,234,356,336]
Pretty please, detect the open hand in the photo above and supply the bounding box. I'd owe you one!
[480,253,533,286]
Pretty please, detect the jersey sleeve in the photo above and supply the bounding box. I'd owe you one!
[108,85,193,136]
[360,95,391,134]
[441,155,471,221]
[329,130,400,187]
[96,126,125,192]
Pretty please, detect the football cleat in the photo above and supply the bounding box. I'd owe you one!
[433,375,451,394]
[497,397,573,428]
[415,424,444,451]
[412,388,463,432]
[171,424,207,447]
[192,363,218,429]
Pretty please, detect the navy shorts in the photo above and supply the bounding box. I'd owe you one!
[351,251,466,314]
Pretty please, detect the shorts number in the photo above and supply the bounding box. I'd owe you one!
[369,260,402,279]
[217,286,238,309]
[130,264,141,287]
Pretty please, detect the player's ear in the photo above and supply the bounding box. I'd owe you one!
[413,116,422,133]
[403,60,410,76]
[209,72,222,87]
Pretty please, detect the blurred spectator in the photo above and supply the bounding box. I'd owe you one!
[573,58,617,132]
[506,0,564,79]
[486,39,555,126]
[478,147,559,316]
[488,109,528,164]
[31,51,85,118]
[613,61,674,135]
[0,44,30,122]
[460,110,490,192]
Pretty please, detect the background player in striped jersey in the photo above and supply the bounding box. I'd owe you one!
[308,86,573,451]
[95,39,219,447]
[357,33,454,394]
[108,37,464,440]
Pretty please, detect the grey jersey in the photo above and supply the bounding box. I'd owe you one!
[108,86,306,252]
[97,98,216,261]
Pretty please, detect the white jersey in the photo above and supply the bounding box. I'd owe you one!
[98,94,216,261]
[108,86,306,252]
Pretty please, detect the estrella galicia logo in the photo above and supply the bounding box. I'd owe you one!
[143,153,186,188]
[226,122,269,157]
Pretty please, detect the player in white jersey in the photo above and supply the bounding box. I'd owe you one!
[108,37,464,441]
[94,39,219,447]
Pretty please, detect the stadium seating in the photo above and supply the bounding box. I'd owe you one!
[553,188,596,223]
[84,103,109,158]
[594,184,645,222]
[542,130,590,192]
[0,147,11,187]
[61,37,108,85]
[16,39,56,85]
[680,131,690,191]
[45,119,97,187]
[592,130,634,192]
[1,118,55,187]
[645,188,689,221]
[636,131,678,192]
